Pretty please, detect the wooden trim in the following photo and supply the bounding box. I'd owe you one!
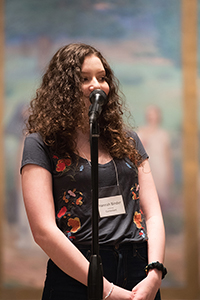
[182,0,199,297]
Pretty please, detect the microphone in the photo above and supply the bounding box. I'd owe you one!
[88,89,108,124]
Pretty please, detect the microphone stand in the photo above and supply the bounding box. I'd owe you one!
[87,119,103,300]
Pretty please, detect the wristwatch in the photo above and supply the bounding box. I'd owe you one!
[145,261,167,279]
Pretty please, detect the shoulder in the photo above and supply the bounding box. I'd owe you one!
[21,132,53,173]
[126,130,142,147]
[23,132,50,153]
[24,132,45,144]
[126,129,149,163]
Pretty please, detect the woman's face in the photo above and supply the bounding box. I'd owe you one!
[81,54,110,109]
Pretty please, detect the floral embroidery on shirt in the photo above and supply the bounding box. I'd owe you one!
[139,229,146,238]
[66,231,76,240]
[80,165,84,171]
[133,211,143,229]
[131,184,140,200]
[57,206,67,218]
[56,158,72,172]
[56,188,84,240]
[133,209,146,239]
[125,162,132,169]
[53,154,79,181]
[68,217,81,233]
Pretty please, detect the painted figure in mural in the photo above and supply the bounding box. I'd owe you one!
[137,105,173,212]
[21,43,166,300]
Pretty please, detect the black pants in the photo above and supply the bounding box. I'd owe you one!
[42,242,161,300]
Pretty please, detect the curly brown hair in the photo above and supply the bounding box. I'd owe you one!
[26,43,141,164]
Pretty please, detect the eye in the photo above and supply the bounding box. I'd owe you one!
[81,77,89,83]
[99,76,106,82]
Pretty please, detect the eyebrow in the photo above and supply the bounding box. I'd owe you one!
[81,70,106,75]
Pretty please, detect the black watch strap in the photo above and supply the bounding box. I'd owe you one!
[144,261,167,279]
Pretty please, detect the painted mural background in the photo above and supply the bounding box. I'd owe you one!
[4,0,183,288]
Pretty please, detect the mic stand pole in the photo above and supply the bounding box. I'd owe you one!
[88,119,103,300]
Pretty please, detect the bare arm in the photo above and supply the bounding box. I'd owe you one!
[139,159,165,265]
[131,159,166,300]
[21,164,134,300]
[21,164,90,285]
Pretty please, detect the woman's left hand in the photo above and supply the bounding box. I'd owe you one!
[131,270,162,300]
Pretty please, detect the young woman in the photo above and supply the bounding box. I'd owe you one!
[21,43,166,300]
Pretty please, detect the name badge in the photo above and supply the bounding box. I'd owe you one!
[99,194,126,218]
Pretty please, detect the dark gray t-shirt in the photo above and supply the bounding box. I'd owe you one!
[21,132,149,246]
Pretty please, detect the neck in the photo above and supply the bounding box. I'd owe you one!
[75,129,112,164]
[75,130,90,156]
[76,130,90,143]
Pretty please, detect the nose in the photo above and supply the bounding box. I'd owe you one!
[89,77,101,91]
